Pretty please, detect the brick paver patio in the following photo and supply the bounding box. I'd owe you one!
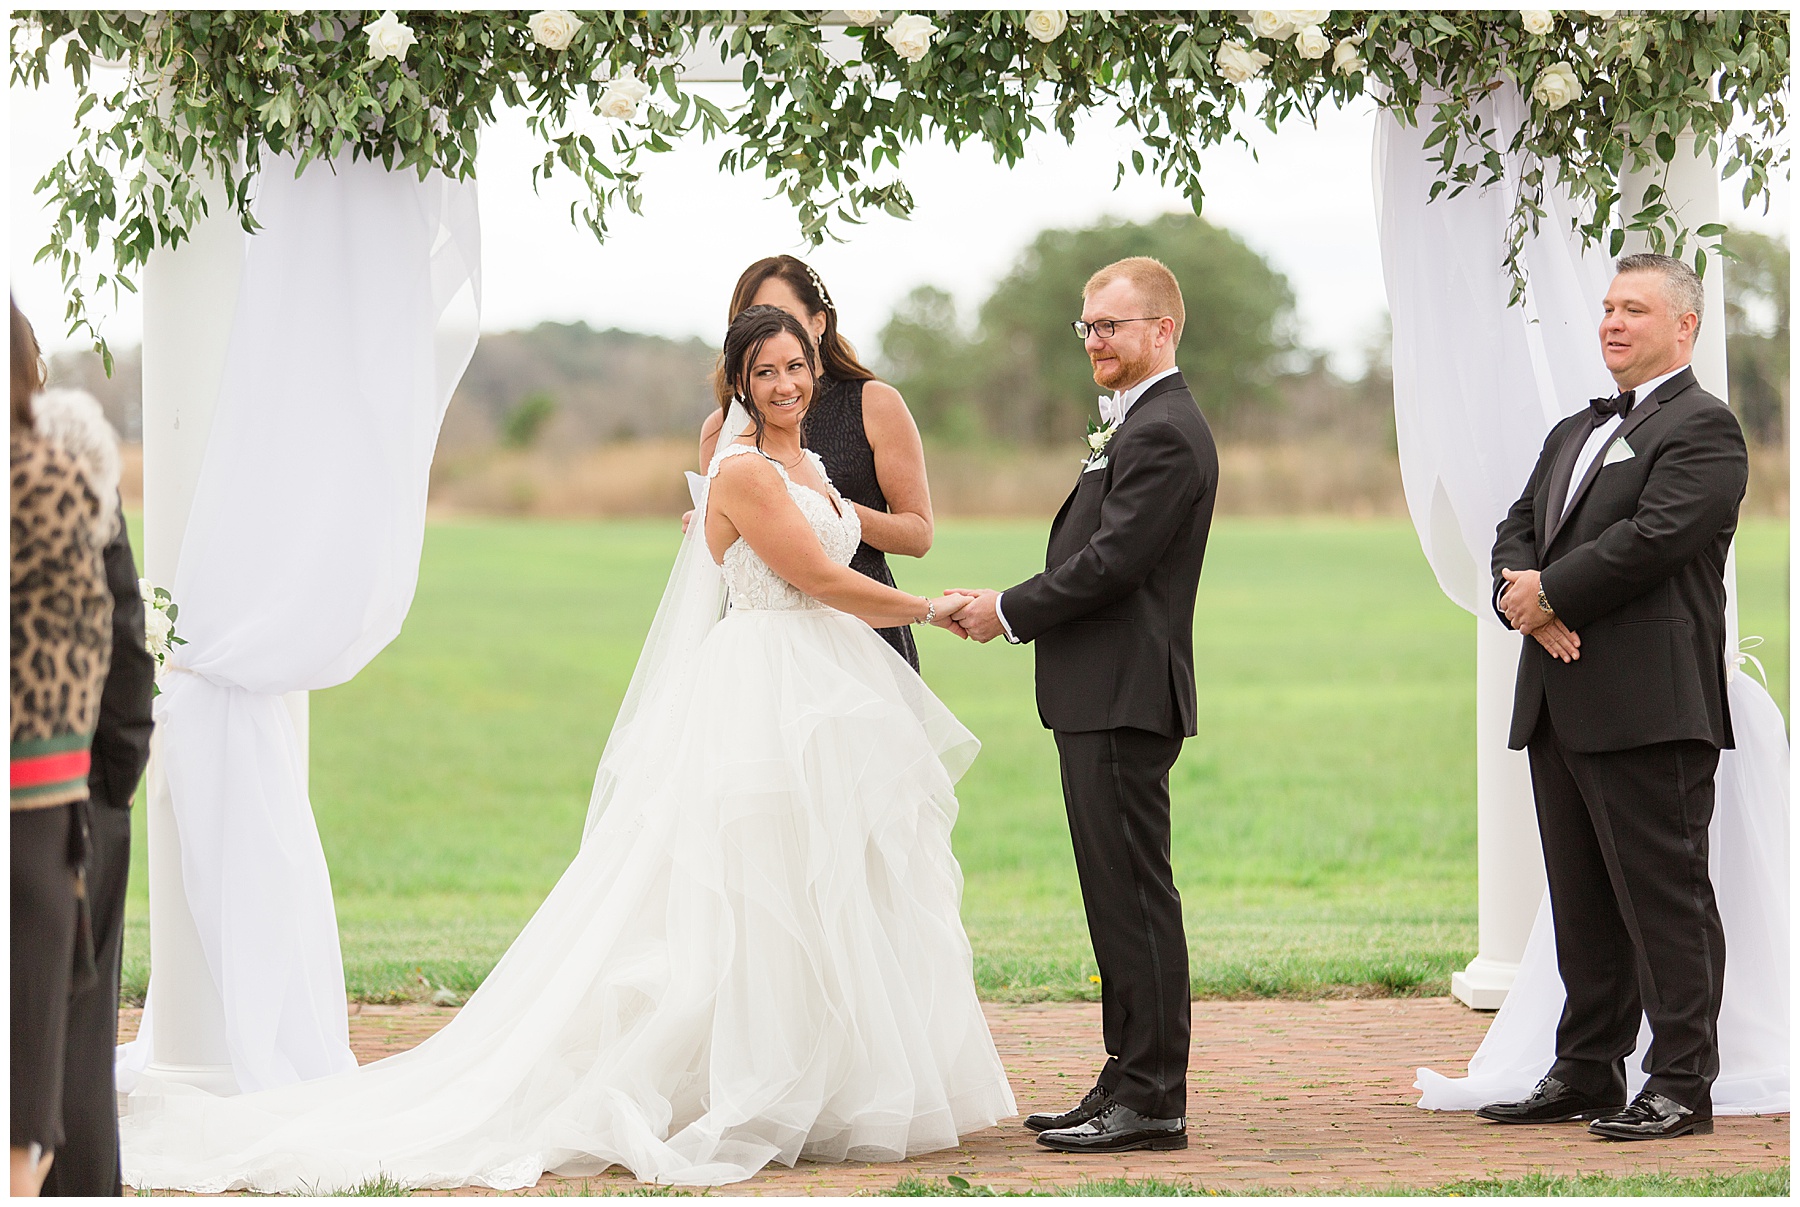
[118,1000,1787,1195]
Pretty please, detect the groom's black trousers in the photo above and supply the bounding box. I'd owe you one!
[1055,726,1189,1120]
[1526,711,1724,1113]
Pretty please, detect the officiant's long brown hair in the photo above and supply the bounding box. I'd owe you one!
[719,257,875,407]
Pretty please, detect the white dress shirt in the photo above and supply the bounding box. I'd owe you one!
[994,366,1182,643]
[1560,364,1687,520]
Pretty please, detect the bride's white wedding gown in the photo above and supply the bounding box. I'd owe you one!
[120,443,1016,1192]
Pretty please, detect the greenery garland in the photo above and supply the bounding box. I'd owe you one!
[10,9,1789,361]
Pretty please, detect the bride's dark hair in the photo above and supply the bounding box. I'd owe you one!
[719,305,819,451]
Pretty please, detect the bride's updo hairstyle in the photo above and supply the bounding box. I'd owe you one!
[726,255,876,388]
[719,304,819,451]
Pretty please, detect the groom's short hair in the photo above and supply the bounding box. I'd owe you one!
[1085,257,1185,346]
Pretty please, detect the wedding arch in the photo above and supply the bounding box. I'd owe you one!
[12,9,1788,1100]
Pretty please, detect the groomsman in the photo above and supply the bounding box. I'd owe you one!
[41,509,154,1196]
[948,257,1218,1153]
[1480,254,1748,1140]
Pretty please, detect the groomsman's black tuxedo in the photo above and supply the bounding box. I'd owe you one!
[1001,370,1218,1121]
[1491,366,1748,1115]
[42,511,155,1198]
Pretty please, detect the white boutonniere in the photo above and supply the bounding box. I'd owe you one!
[139,578,187,696]
[1601,437,1636,467]
[1082,417,1119,470]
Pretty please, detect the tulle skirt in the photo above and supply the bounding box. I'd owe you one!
[120,608,1015,1192]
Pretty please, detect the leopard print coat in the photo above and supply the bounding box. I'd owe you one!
[11,424,113,810]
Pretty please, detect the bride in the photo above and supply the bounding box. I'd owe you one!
[119,305,1015,1192]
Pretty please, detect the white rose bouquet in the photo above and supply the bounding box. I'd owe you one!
[1215,40,1273,84]
[1531,61,1584,110]
[528,10,582,51]
[598,73,651,120]
[139,579,186,693]
[1293,24,1330,59]
[883,13,939,62]
[1023,11,1069,43]
[364,11,418,63]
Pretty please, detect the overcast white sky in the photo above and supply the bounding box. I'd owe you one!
[10,66,1789,377]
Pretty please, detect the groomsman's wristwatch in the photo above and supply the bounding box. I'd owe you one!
[1536,587,1554,618]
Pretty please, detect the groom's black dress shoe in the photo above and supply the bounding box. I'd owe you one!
[1035,1102,1187,1153]
[1587,1091,1713,1140]
[1475,1076,1624,1124]
[1024,1085,1111,1133]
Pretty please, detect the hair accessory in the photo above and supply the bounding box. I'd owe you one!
[801,262,837,316]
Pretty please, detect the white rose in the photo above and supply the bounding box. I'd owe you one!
[597,73,650,120]
[1023,10,1068,43]
[528,10,581,51]
[1531,60,1583,110]
[1087,430,1109,453]
[883,13,938,62]
[1520,10,1555,35]
[144,608,173,660]
[843,9,883,24]
[1215,39,1273,84]
[1331,36,1365,75]
[364,10,417,62]
[1246,10,1292,39]
[139,577,157,604]
[1293,24,1330,59]
[1286,10,1331,28]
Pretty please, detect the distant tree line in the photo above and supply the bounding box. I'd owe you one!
[42,224,1785,453]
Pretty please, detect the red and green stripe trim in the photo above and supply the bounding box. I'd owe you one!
[11,731,93,804]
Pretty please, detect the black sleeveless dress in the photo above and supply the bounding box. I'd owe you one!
[803,377,921,671]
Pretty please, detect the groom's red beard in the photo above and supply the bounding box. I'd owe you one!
[1090,344,1155,391]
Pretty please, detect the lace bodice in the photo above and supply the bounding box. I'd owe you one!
[712,445,862,612]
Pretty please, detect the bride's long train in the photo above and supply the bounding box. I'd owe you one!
[120,609,1016,1192]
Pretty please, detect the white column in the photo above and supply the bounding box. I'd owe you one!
[1454,615,1547,1009]
[139,178,309,1091]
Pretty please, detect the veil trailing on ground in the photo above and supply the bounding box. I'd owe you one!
[582,402,750,841]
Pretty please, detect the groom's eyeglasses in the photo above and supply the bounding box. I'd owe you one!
[1071,317,1165,340]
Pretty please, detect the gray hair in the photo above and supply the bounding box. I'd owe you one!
[1614,252,1705,332]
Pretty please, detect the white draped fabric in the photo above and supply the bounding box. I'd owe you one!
[1376,91,1790,1115]
[1375,86,1614,617]
[121,156,481,1094]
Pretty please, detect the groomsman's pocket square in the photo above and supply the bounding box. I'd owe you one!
[1082,455,1108,474]
[1602,438,1636,467]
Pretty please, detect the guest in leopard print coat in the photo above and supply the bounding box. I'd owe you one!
[10,300,113,1198]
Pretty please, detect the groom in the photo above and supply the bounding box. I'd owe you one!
[949,256,1217,1153]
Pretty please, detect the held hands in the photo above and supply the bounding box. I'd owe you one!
[940,588,1005,643]
[1499,568,1580,662]
[925,592,972,632]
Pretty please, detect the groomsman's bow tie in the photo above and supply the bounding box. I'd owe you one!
[1587,389,1635,421]
[1098,393,1124,425]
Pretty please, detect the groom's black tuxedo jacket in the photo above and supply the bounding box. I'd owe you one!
[1002,372,1218,738]
[1491,367,1748,754]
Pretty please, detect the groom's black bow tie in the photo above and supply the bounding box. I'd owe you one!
[1587,389,1635,422]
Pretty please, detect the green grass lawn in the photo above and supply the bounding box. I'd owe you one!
[121,517,1787,1004]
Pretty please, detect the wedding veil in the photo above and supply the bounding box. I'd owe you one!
[581,402,751,841]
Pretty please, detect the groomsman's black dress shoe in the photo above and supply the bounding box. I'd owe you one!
[1035,1102,1187,1153]
[1475,1076,1625,1124]
[1024,1085,1110,1133]
[1587,1092,1713,1140]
